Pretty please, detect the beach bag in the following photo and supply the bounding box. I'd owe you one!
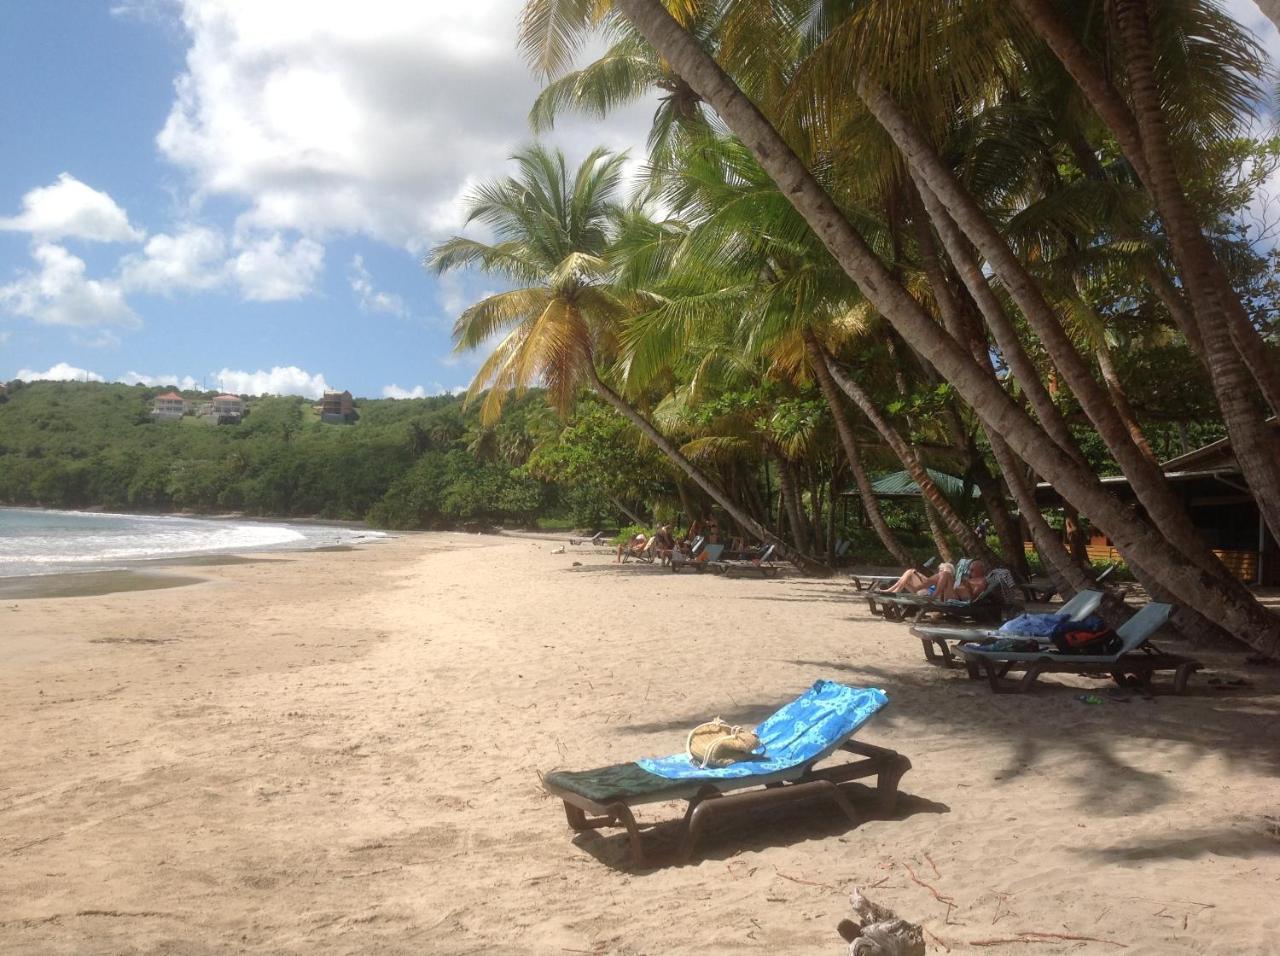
[686,718,761,769]
[1050,615,1120,655]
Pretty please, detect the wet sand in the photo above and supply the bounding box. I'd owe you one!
[1,533,1277,954]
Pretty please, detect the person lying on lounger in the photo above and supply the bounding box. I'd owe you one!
[881,562,953,594]
[882,558,986,599]
[942,559,987,601]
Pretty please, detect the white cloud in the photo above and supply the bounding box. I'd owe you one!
[119,225,228,294]
[214,365,329,397]
[349,254,408,317]
[228,232,324,301]
[0,243,140,329]
[382,382,465,399]
[382,383,428,399]
[120,370,201,390]
[154,1,654,250]
[0,173,144,243]
[1226,1,1280,71]
[15,362,105,383]
[71,329,123,349]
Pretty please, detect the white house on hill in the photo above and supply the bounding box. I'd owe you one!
[152,391,187,420]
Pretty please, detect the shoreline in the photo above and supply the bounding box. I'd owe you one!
[0,505,393,598]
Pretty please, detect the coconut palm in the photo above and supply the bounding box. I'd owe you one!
[425,142,815,567]
[589,0,1280,657]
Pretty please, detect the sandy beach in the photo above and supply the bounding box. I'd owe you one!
[1,534,1278,955]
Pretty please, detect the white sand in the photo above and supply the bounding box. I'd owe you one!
[1,533,1277,954]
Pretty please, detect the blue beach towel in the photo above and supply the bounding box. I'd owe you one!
[998,612,1069,637]
[637,680,888,781]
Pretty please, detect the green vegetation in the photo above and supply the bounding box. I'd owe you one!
[0,381,608,530]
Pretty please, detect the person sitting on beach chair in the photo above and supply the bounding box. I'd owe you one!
[882,557,972,595]
[942,560,986,601]
[615,532,648,563]
[652,525,677,564]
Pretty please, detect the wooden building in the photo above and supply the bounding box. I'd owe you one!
[1035,424,1279,585]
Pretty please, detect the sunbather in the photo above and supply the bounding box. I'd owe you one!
[653,524,676,562]
[615,532,648,562]
[883,559,963,595]
[944,560,986,601]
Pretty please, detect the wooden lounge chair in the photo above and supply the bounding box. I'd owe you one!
[670,542,723,573]
[907,589,1106,667]
[541,681,911,867]
[959,602,1201,694]
[569,531,606,547]
[709,543,781,577]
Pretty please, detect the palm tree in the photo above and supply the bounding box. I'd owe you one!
[1009,0,1280,545]
[425,142,819,569]
[599,0,1280,658]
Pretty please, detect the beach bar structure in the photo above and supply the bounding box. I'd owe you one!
[1034,423,1280,585]
[151,391,187,420]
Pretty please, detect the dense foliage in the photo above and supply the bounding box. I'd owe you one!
[0,381,622,530]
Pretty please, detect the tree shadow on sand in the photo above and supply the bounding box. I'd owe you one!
[566,783,949,873]
[781,654,1280,818]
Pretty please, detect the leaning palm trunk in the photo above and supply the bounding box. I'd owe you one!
[584,363,830,575]
[774,452,810,555]
[909,172,1083,464]
[819,350,991,562]
[922,502,955,565]
[606,493,648,528]
[1013,0,1280,543]
[1110,0,1280,546]
[862,84,1239,584]
[1094,343,1155,462]
[613,0,1280,657]
[912,216,1088,590]
[804,331,912,565]
[1014,0,1280,419]
[910,218,1079,587]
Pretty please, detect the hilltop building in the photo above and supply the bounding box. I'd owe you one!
[317,389,357,424]
[151,391,187,420]
[197,394,245,424]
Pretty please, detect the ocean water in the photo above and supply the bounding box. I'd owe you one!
[0,507,387,578]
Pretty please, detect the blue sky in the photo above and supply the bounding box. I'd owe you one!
[0,2,1276,400]
[0,0,652,399]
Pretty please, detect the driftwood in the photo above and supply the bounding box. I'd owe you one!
[837,889,926,956]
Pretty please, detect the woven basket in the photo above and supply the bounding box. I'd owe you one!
[686,718,761,768]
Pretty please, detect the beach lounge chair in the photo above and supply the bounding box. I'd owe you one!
[620,535,659,564]
[868,577,1021,624]
[709,543,781,577]
[853,557,938,593]
[669,542,723,573]
[541,681,911,867]
[959,602,1201,694]
[907,589,1105,666]
[569,531,606,547]
[1015,563,1117,602]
